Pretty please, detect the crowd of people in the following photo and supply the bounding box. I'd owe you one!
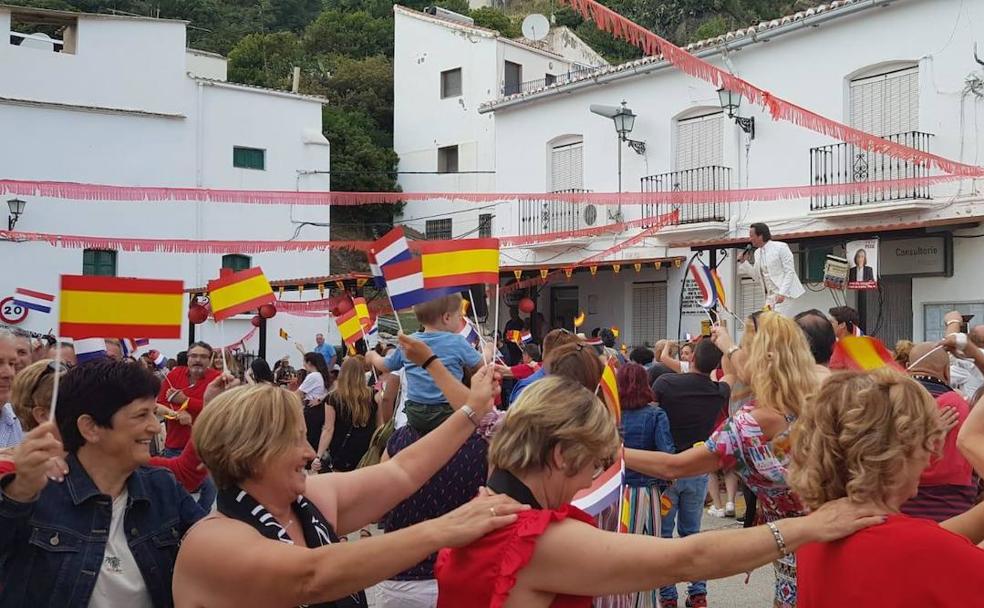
[2,293,984,607]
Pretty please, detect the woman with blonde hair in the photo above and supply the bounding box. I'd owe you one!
[436,375,884,607]
[622,312,819,608]
[312,355,377,473]
[791,369,984,606]
[173,347,527,608]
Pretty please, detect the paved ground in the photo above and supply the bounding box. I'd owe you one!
[356,509,775,607]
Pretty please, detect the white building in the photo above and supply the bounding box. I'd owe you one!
[396,0,984,348]
[0,5,336,364]
[392,5,606,242]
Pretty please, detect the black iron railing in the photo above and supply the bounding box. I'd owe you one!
[639,166,731,226]
[501,65,602,97]
[809,131,933,210]
[518,189,592,236]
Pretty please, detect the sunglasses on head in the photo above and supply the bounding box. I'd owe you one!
[31,360,70,397]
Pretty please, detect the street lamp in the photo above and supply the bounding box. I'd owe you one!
[7,198,26,230]
[590,101,647,220]
[717,87,755,139]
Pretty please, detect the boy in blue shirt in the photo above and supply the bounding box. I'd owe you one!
[367,294,485,433]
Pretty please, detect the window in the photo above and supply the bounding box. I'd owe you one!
[82,249,117,276]
[850,65,919,136]
[545,73,557,86]
[438,145,459,173]
[737,278,765,341]
[441,68,462,98]
[222,254,251,272]
[504,61,523,96]
[426,218,453,240]
[675,111,723,170]
[233,146,266,170]
[478,214,493,238]
[550,140,584,191]
[923,302,984,342]
[631,282,667,347]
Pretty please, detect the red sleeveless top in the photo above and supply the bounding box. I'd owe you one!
[435,504,594,608]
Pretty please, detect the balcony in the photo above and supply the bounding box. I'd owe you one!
[809,131,934,217]
[517,189,597,247]
[640,166,731,237]
[501,65,602,97]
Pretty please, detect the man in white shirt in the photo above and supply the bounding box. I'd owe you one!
[0,330,24,449]
[738,222,805,316]
[943,311,984,400]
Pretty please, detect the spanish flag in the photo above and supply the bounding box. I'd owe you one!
[598,358,621,423]
[279,328,289,340]
[208,267,274,322]
[352,297,371,330]
[419,238,500,289]
[829,336,900,371]
[59,275,183,339]
[334,308,363,346]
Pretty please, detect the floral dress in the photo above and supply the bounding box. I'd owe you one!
[704,404,805,608]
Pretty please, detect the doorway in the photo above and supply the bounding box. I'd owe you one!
[550,286,580,332]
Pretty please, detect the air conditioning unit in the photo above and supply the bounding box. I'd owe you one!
[583,204,597,226]
[424,6,474,26]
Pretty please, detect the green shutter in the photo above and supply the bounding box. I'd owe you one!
[83,249,117,276]
[222,254,251,272]
[233,147,265,170]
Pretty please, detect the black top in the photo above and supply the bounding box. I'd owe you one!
[326,393,378,472]
[487,469,542,509]
[652,372,730,453]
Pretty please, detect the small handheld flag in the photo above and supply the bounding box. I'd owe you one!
[598,358,621,423]
[352,297,372,330]
[571,454,624,516]
[380,258,455,311]
[573,311,586,328]
[458,318,480,347]
[829,336,900,371]
[373,226,413,268]
[59,276,183,339]
[14,288,55,314]
[520,330,533,344]
[279,328,290,340]
[335,308,364,346]
[208,267,274,322]
[506,330,522,344]
[74,338,107,364]
[710,268,727,308]
[419,238,500,289]
[689,263,717,309]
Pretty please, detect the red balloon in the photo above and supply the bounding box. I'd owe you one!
[518,297,535,314]
[188,304,208,325]
[250,315,262,327]
[334,298,353,315]
[259,303,277,319]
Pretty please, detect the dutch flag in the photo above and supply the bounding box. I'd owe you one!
[13,288,55,314]
[373,226,413,268]
[381,258,456,311]
[521,331,533,344]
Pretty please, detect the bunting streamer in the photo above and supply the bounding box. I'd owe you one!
[558,0,984,178]
[221,326,258,351]
[0,174,972,207]
[0,230,366,253]
[579,210,679,265]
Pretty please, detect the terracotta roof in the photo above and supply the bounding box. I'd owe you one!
[483,0,878,109]
[670,215,984,250]
[186,272,372,294]
[501,255,685,272]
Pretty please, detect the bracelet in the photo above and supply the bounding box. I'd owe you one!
[459,404,479,427]
[421,355,439,370]
[766,522,789,557]
[726,345,741,360]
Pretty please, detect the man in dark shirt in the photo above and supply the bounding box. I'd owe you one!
[651,339,729,608]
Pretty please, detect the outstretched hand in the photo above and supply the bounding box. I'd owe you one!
[398,332,434,366]
[466,365,500,417]
[435,490,529,548]
[802,497,886,543]
[5,422,67,503]
[204,373,240,405]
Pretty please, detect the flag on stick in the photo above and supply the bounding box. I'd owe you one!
[572,454,624,516]
[352,297,372,330]
[373,226,413,268]
[598,357,621,423]
[208,267,274,322]
[458,318,480,347]
[335,308,364,346]
[419,238,500,289]
[14,287,55,314]
[829,336,899,371]
[74,338,107,364]
[689,262,717,309]
[710,268,727,308]
[59,275,183,339]
[279,328,290,340]
[381,259,455,311]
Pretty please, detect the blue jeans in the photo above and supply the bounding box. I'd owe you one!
[162,447,216,512]
[659,474,709,601]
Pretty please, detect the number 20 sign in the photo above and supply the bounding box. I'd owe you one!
[0,296,29,325]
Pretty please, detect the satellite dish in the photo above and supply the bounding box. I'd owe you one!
[521,14,550,41]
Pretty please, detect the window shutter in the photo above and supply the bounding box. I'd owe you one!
[850,67,918,136]
[631,282,667,347]
[550,141,583,191]
[675,112,723,171]
[737,278,764,339]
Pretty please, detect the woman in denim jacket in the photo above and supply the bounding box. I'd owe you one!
[619,362,676,608]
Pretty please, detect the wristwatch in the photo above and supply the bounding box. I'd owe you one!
[726,345,741,360]
[460,404,479,426]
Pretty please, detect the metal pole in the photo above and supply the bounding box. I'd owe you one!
[617,135,623,217]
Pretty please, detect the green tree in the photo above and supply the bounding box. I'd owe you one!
[470,7,520,38]
[227,31,305,90]
[302,10,394,58]
[306,55,394,146]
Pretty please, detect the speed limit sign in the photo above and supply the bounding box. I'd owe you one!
[0,296,29,325]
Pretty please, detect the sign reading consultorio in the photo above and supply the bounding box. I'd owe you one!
[879,235,950,277]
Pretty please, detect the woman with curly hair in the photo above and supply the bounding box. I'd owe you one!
[623,312,819,608]
[790,369,984,606]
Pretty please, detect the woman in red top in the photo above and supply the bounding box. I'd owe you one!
[789,369,984,607]
[436,376,887,608]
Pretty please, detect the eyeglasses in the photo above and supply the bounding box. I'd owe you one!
[30,360,69,398]
[592,457,616,480]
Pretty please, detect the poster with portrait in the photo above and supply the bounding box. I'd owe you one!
[846,239,879,290]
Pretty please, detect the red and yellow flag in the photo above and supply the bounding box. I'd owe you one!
[208,267,274,322]
[334,308,363,346]
[60,275,183,339]
[352,297,371,330]
[829,336,900,371]
[598,358,621,423]
[420,238,500,289]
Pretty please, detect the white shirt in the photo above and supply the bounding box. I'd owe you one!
[0,403,23,449]
[950,357,984,400]
[88,490,153,608]
[298,371,328,403]
[739,240,806,302]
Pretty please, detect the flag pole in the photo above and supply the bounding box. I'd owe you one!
[492,282,500,349]
[48,335,62,423]
[220,320,228,375]
[468,288,489,366]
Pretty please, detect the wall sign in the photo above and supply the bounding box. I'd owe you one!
[879,236,950,277]
[0,296,28,325]
[846,239,879,290]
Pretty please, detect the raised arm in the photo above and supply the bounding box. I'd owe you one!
[624,445,719,480]
[947,392,984,543]
[523,498,884,597]
[306,347,496,535]
[659,343,683,373]
[176,492,527,608]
